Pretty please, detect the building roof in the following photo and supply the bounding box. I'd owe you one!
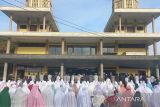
[0,7,59,32]
[104,9,160,32]
[0,32,159,45]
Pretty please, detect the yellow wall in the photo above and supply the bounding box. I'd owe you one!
[16,47,47,54]
[18,29,28,32]
[118,48,146,55]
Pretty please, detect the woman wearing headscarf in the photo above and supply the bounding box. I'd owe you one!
[41,83,55,107]
[12,87,28,107]
[62,88,77,107]
[92,84,105,107]
[77,86,92,107]
[0,87,11,107]
[27,84,45,107]
[119,82,134,107]
[150,84,160,107]
[54,85,65,107]
[131,91,147,107]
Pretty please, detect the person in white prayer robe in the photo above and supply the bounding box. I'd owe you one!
[77,86,92,107]
[55,85,65,107]
[92,84,105,107]
[41,83,55,107]
[9,83,17,107]
[62,88,77,107]
[12,86,29,107]
[136,81,152,107]
[150,84,160,107]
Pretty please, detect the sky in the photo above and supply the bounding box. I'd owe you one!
[0,0,160,54]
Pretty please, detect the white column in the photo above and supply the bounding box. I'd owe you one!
[100,39,103,55]
[131,0,134,8]
[43,15,46,31]
[152,17,155,33]
[9,16,13,31]
[60,64,64,79]
[153,40,157,56]
[123,0,126,8]
[156,65,159,79]
[100,63,104,80]
[61,39,65,55]
[119,15,122,32]
[3,39,11,81]
[6,39,11,54]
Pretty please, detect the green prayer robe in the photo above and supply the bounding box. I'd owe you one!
[0,87,11,107]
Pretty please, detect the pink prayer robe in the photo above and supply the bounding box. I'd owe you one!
[119,87,133,107]
[27,85,45,107]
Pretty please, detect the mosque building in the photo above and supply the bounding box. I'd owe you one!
[0,0,160,81]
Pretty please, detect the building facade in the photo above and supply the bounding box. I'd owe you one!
[0,0,160,81]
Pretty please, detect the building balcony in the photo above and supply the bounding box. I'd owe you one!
[0,32,159,44]
[0,54,159,68]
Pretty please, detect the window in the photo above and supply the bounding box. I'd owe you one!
[40,25,46,30]
[20,25,27,29]
[68,47,74,55]
[103,46,115,55]
[117,26,125,31]
[67,46,96,56]
[49,45,61,55]
[91,48,96,55]
[127,26,135,33]
[75,47,82,55]
[30,25,37,31]
[137,26,144,31]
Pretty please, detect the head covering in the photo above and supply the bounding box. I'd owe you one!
[0,87,11,107]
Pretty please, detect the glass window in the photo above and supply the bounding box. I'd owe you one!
[20,25,27,29]
[82,47,90,55]
[30,25,37,31]
[67,46,96,56]
[91,48,96,55]
[68,47,74,55]
[49,46,61,55]
[137,26,144,31]
[103,46,115,55]
[127,26,135,33]
[40,25,47,30]
[117,26,125,31]
[75,47,82,55]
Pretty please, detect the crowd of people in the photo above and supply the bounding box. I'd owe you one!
[0,74,160,107]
